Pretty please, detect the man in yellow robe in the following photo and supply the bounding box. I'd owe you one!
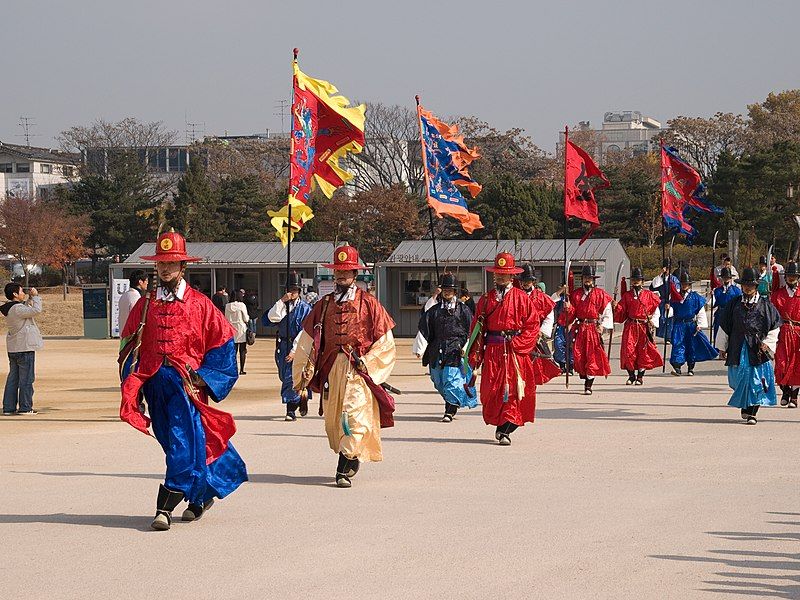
[293,245,396,487]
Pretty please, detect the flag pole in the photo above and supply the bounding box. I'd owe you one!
[285,47,299,294]
[563,125,571,389]
[416,95,440,282]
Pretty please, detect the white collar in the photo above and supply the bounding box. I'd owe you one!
[787,286,797,297]
[157,279,187,302]
[494,282,512,300]
[743,292,760,304]
[335,284,357,303]
[440,296,457,309]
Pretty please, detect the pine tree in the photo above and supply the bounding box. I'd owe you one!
[217,176,273,241]
[168,159,223,241]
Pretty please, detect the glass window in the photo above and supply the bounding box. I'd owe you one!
[40,163,52,174]
[400,270,436,308]
[15,163,30,173]
[149,149,167,172]
[0,163,12,173]
[168,148,188,172]
[62,165,74,177]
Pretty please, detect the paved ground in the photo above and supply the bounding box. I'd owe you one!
[1,337,798,599]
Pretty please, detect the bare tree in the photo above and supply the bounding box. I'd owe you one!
[349,103,423,193]
[198,136,289,195]
[661,112,747,178]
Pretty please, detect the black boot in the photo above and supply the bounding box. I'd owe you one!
[441,402,458,423]
[781,385,791,406]
[285,401,299,421]
[687,362,696,376]
[182,498,215,522]
[790,387,798,409]
[635,370,645,386]
[584,378,594,395]
[151,484,184,531]
[626,370,636,385]
[670,363,682,376]
[336,453,356,488]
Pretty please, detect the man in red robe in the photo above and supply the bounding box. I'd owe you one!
[517,263,561,385]
[119,230,246,531]
[293,245,396,488]
[772,261,800,408]
[559,265,613,395]
[612,267,664,385]
[468,253,541,446]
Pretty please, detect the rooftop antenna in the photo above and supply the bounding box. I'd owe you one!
[274,99,290,135]
[17,117,39,147]
[184,116,205,144]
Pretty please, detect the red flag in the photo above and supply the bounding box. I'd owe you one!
[564,139,610,244]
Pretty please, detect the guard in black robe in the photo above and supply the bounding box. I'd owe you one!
[716,267,782,425]
[415,273,478,422]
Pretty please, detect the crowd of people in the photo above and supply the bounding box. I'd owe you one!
[4,228,797,532]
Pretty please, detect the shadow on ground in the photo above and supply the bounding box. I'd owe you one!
[650,514,800,598]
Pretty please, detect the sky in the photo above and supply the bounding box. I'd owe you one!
[3,0,798,153]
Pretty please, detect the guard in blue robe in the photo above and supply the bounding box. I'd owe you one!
[552,292,574,373]
[712,268,742,337]
[265,271,312,421]
[414,273,478,422]
[650,259,679,340]
[119,230,247,531]
[669,270,718,375]
[715,267,782,424]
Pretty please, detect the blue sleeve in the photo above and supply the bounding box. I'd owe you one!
[196,337,239,402]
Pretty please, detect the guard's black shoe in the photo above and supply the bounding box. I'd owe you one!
[182,498,214,522]
[151,484,184,531]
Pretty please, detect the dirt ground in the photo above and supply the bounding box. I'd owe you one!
[0,289,83,337]
[1,337,799,599]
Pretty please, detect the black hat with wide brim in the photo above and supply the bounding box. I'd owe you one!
[580,265,600,279]
[786,262,799,277]
[736,267,759,285]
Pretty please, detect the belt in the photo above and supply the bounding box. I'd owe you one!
[786,320,800,326]
[576,319,599,324]
[486,330,520,337]
[626,318,648,324]
[485,330,520,344]
[675,318,696,323]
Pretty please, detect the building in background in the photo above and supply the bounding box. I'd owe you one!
[558,111,662,164]
[109,241,343,337]
[0,141,78,199]
[375,239,630,337]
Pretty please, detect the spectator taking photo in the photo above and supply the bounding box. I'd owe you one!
[1,283,44,415]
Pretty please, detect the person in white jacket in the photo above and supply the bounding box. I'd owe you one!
[225,290,250,375]
[1,283,43,415]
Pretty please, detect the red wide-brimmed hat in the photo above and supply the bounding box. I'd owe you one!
[140,230,202,262]
[323,245,368,270]
[486,252,523,274]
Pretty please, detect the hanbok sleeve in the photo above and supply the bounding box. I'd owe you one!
[196,338,238,402]
[696,305,709,329]
[600,301,614,330]
[540,309,555,338]
[292,330,314,387]
[412,309,430,357]
[267,299,287,323]
[511,293,539,355]
[361,331,396,385]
